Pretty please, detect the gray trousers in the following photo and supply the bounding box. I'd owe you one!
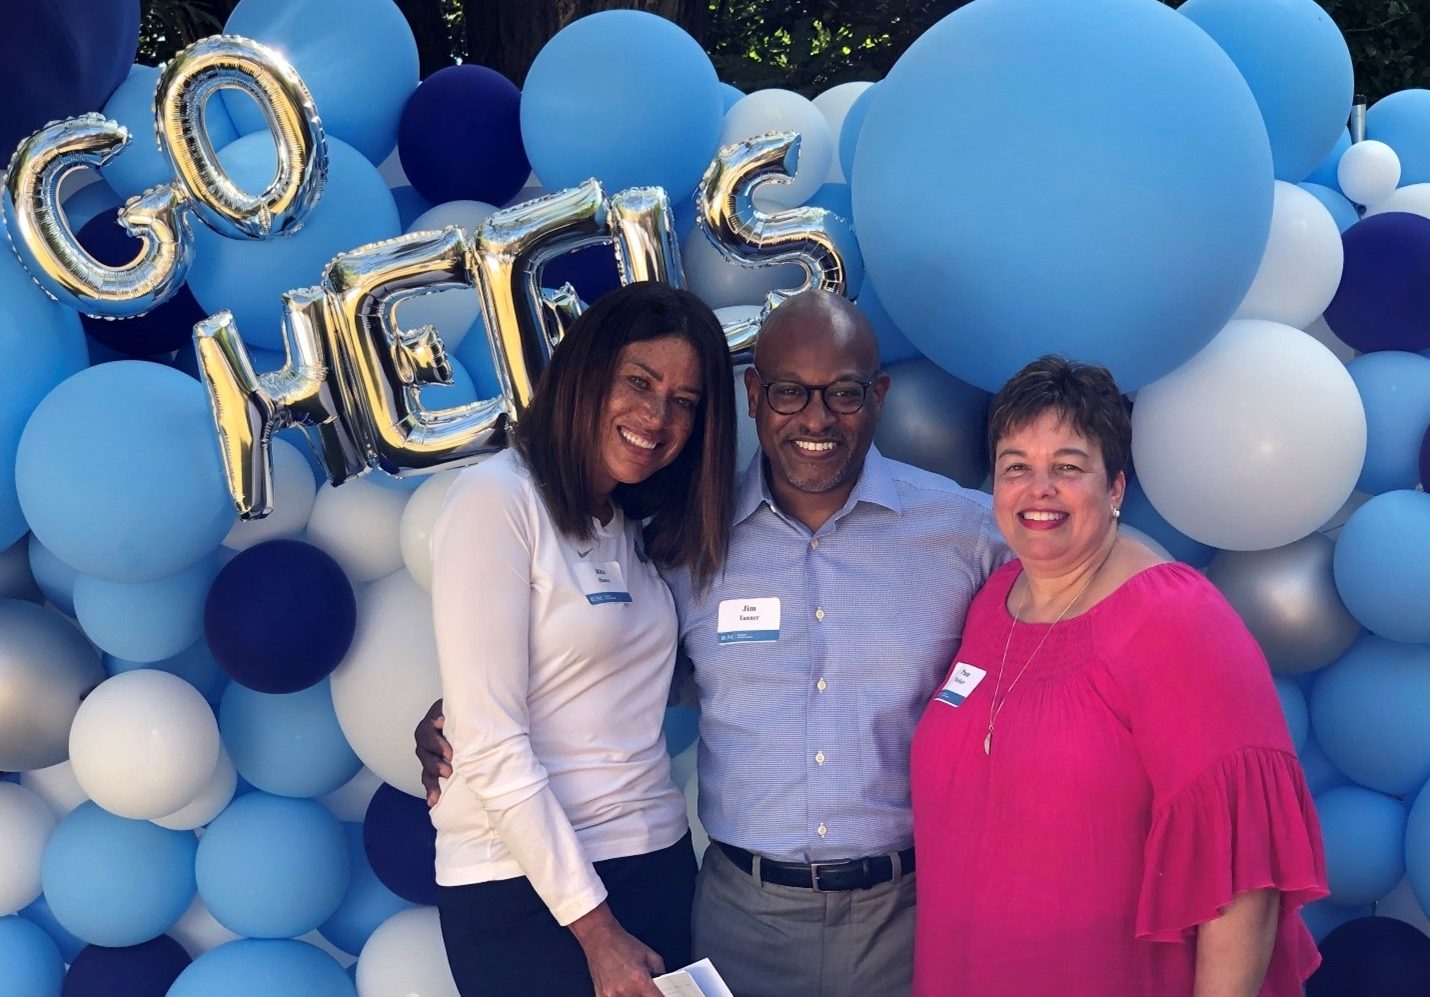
[690,842,917,997]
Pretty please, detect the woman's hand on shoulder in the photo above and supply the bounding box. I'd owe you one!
[569,903,666,997]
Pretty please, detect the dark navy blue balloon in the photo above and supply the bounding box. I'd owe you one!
[1324,212,1430,353]
[204,540,357,694]
[363,784,438,906]
[398,65,529,207]
[1308,916,1430,996]
[0,0,139,158]
[63,935,191,996]
[542,244,622,304]
[75,212,207,358]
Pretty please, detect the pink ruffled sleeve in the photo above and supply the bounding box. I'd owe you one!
[1102,566,1328,989]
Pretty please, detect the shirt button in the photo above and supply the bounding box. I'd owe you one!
[817,823,828,837]
[810,539,820,550]
[815,607,825,621]
[815,751,826,765]
[817,678,827,692]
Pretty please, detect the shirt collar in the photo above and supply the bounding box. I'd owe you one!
[733,445,904,527]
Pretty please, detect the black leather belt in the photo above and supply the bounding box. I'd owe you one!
[715,841,915,892]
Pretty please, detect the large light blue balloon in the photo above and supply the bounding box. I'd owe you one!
[40,803,197,947]
[0,915,63,997]
[1179,0,1353,182]
[1315,786,1407,906]
[854,280,920,366]
[0,247,88,549]
[220,679,362,798]
[1311,637,1430,794]
[851,0,1273,393]
[25,536,77,617]
[222,0,418,165]
[521,11,722,200]
[1297,733,1351,797]
[196,793,349,938]
[187,134,400,351]
[1368,90,1430,187]
[318,823,412,956]
[1332,491,1430,644]
[74,553,219,662]
[1306,128,1351,192]
[168,939,353,997]
[101,64,238,199]
[16,361,233,583]
[1345,352,1430,495]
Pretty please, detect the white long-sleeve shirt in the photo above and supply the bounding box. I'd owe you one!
[429,449,687,925]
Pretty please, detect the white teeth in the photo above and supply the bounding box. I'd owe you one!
[793,440,836,452]
[1022,511,1066,522]
[619,427,658,450]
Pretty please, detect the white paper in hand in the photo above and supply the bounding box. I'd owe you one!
[654,958,735,997]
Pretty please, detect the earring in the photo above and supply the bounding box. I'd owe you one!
[1112,506,1121,519]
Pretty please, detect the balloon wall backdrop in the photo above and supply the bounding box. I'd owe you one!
[0,0,1428,991]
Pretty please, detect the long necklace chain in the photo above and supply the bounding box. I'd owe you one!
[984,546,1116,756]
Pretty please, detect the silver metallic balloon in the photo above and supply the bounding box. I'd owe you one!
[471,180,609,415]
[1206,533,1362,674]
[608,186,684,287]
[538,283,587,354]
[323,226,509,477]
[2,114,194,318]
[873,358,992,489]
[157,35,327,240]
[0,600,105,771]
[696,129,864,358]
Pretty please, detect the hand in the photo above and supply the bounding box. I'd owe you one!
[570,904,665,997]
[413,698,452,808]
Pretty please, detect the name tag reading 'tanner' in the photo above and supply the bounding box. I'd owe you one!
[936,662,988,707]
[575,561,631,605]
[717,597,781,644]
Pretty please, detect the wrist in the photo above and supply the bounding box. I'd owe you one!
[568,902,619,950]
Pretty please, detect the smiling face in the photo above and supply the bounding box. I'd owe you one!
[590,334,703,498]
[992,409,1126,571]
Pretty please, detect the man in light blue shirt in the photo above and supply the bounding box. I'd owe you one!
[662,291,1007,995]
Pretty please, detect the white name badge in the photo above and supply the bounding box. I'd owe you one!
[936,661,987,707]
[575,561,631,605]
[717,597,781,644]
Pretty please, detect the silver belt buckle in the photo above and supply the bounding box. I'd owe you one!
[809,861,842,893]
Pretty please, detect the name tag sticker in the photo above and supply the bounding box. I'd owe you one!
[717,597,781,644]
[575,561,631,605]
[936,662,987,707]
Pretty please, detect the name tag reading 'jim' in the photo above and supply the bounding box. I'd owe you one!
[717,597,781,644]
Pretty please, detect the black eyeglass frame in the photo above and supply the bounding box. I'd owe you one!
[752,366,878,415]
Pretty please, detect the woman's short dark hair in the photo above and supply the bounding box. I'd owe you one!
[987,356,1132,481]
[514,280,735,587]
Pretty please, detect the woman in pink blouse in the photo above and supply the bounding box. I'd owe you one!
[910,356,1327,996]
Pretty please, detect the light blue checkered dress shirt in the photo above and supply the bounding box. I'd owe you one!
[665,448,1009,863]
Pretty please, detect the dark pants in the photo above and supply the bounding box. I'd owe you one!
[438,832,697,996]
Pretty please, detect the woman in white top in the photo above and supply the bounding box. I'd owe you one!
[429,281,737,997]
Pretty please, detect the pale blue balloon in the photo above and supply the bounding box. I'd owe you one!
[318,822,412,956]
[220,679,361,798]
[719,82,745,112]
[1311,636,1430,794]
[101,64,238,199]
[1180,0,1353,182]
[1274,676,1309,752]
[59,178,122,234]
[16,361,233,583]
[40,803,197,947]
[838,82,877,184]
[106,637,229,708]
[1297,733,1351,797]
[187,134,400,351]
[1333,492,1430,645]
[852,0,1273,392]
[1315,785,1407,906]
[25,535,77,617]
[196,793,349,938]
[222,0,418,165]
[18,895,84,964]
[1346,352,1430,495]
[854,280,920,366]
[168,939,354,997]
[1368,90,1430,186]
[1297,181,1359,232]
[0,916,63,997]
[74,553,219,662]
[1305,128,1351,192]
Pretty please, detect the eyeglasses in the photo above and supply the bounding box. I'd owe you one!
[753,367,875,415]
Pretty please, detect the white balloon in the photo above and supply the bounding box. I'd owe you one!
[330,571,442,798]
[152,749,237,830]
[399,201,498,354]
[1233,181,1343,329]
[297,928,357,969]
[1338,140,1401,208]
[1364,181,1430,219]
[169,895,242,958]
[400,469,465,591]
[1132,319,1366,551]
[68,670,221,820]
[223,438,319,551]
[356,907,458,997]
[378,148,409,189]
[682,227,804,311]
[306,477,410,584]
[721,89,833,210]
[1303,315,1356,364]
[812,82,874,183]
[0,783,56,914]
[19,760,87,818]
[318,766,383,823]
